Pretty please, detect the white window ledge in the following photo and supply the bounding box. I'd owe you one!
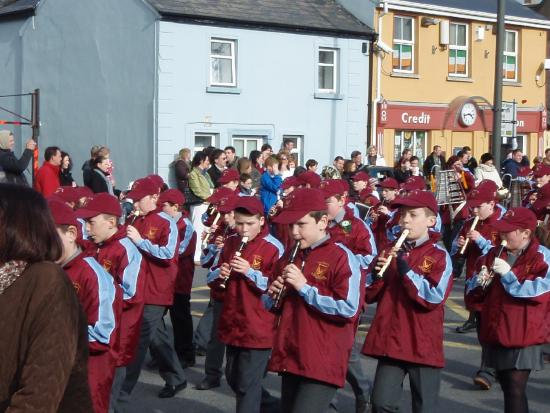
[390,72,420,79]
[206,86,241,94]
[446,76,473,83]
[503,81,522,87]
[314,92,344,100]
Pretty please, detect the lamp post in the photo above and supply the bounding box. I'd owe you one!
[491,0,505,168]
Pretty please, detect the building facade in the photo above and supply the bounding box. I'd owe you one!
[371,0,550,165]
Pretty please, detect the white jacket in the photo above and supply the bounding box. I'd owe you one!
[474,163,503,188]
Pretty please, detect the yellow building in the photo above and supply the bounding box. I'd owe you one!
[371,0,550,165]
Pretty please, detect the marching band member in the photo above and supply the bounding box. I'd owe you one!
[362,190,453,413]
[270,176,299,250]
[372,177,399,252]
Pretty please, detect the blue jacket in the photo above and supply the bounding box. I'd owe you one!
[259,172,282,215]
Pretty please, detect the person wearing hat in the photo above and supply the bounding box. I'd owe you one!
[218,168,241,192]
[265,188,362,413]
[115,177,188,403]
[465,207,550,413]
[371,177,399,252]
[319,179,376,412]
[269,176,299,251]
[207,196,284,412]
[49,199,121,413]
[76,192,147,410]
[296,170,321,189]
[350,171,370,203]
[362,190,453,413]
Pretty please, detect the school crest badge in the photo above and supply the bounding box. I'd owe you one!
[419,256,435,273]
[251,255,263,270]
[102,259,112,273]
[312,262,330,280]
[146,226,158,240]
[340,220,352,234]
[73,282,81,294]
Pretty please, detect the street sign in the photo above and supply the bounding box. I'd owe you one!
[501,100,516,138]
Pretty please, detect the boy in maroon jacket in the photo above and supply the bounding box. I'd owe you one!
[115,177,187,406]
[362,190,453,413]
[49,200,121,413]
[208,196,284,412]
[266,188,362,413]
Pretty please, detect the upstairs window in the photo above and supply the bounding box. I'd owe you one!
[392,16,414,72]
[210,38,237,87]
[449,23,468,77]
[503,30,518,82]
[318,48,339,93]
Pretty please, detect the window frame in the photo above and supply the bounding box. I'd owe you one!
[231,136,265,158]
[392,15,415,73]
[448,22,469,78]
[503,30,518,82]
[317,47,339,93]
[394,130,427,164]
[210,38,237,87]
[193,132,219,154]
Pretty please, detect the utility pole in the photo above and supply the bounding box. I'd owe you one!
[492,0,505,168]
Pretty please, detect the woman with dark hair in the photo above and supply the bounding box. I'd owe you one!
[474,153,503,187]
[87,156,114,195]
[0,184,92,412]
[393,157,412,184]
[60,151,76,187]
[249,150,263,189]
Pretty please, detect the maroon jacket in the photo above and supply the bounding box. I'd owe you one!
[87,227,146,367]
[267,237,362,387]
[208,227,284,348]
[132,211,179,305]
[465,240,550,348]
[175,214,197,295]
[372,204,396,253]
[361,232,453,368]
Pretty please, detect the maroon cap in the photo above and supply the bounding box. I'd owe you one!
[532,183,550,213]
[319,179,345,199]
[48,199,78,227]
[467,180,498,208]
[218,168,240,184]
[281,176,299,190]
[377,177,399,190]
[126,177,159,201]
[272,188,326,224]
[492,207,537,232]
[351,171,370,182]
[358,188,381,207]
[234,196,264,216]
[297,171,321,188]
[400,176,426,192]
[391,189,438,214]
[207,187,235,204]
[74,186,94,200]
[159,189,185,206]
[147,174,165,191]
[217,194,239,213]
[53,186,82,203]
[532,163,550,178]
[76,193,122,218]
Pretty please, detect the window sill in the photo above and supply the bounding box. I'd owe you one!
[503,81,522,87]
[206,86,241,94]
[314,93,344,100]
[446,76,473,83]
[390,72,420,79]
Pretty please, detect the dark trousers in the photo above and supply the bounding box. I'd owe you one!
[204,299,225,381]
[281,373,338,413]
[114,305,186,412]
[170,293,195,363]
[331,342,372,407]
[475,312,496,381]
[372,358,441,413]
[194,300,214,351]
[225,345,271,413]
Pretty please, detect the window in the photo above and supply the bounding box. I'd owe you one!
[503,30,518,81]
[394,131,427,164]
[318,48,338,92]
[194,133,219,154]
[392,16,414,72]
[449,23,468,77]
[282,135,304,166]
[232,136,265,158]
[210,38,237,87]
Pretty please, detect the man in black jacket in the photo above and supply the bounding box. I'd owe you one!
[0,130,36,186]
[423,145,446,179]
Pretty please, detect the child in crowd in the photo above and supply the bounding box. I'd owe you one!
[260,156,283,215]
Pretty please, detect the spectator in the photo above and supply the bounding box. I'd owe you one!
[249,150,263,186]
[394,157,412,183]
[410,156,423,176]
[293,166,306,177]
[462,146,478,171]
[502,149,525,186]
[351,150,363,169]
[287,154,297,176]
[174,148,192,193]
[0,183,93,412]
[423,145,446,178]
[207,149,226,188]
[224,146,238,169]
[333,156,345,176]
[260,143,273,162]
[366,145,386,166]
[281,138,294,153]
[533,156,543,167]
[278,152,292,179]
[82,145,101,187]
[259,156,282,215]
[239,173,253,196]
[342,160,357,194]
[59,151,76,187]
[35,146,62,197]
[87,156,114,195]
[305,159,318,172]
[543,148,550,166]
[474,153,503,187]
[0,130,36,186]
[401,148,412,162]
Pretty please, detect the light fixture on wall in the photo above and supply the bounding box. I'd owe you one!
[421,16,440,27]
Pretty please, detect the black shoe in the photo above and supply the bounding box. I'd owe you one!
[195,347,207,357]
[194,378,221,390]
[455,319,477,333]
[356,395,372,413]
[158,382,187,398]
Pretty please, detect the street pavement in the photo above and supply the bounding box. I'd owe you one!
[129,267,550,413]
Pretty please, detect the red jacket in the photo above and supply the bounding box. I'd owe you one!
[361,232,453,368]
[267,237,362,387]
[34,162,60,196]
[202,223,235,302]
[175,214,197,295]
[87,227,146,367]
[208,227,284,348]
[372,205,395,253]
[465,240,550,348]
[132,211,179,305]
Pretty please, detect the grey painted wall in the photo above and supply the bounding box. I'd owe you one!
[10,0,157,189]
[336,0,378,27]
[157,22,371,183]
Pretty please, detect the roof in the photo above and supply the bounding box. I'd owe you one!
[147,0,375,38]
[0,0,38,18]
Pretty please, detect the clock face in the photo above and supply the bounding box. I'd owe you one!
[460,103,477,126]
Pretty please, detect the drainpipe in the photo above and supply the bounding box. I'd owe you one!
[371,0,388,148]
